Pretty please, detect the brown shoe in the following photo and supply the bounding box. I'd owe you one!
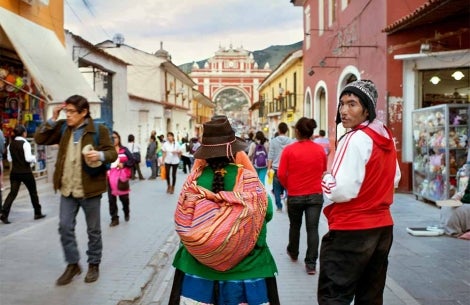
[56,263,81,286]
[166,185,171,193]
[109,218,119,227]
[169,185,175,194]
[84,264,99,283]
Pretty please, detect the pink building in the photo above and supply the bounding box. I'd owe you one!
[291,0,469,194]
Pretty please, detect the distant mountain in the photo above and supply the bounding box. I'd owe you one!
[178,41,302,74]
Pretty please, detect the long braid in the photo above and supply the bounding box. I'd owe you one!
[207,156,232,193]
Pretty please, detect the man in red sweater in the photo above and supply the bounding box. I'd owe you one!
[319,80,401,305]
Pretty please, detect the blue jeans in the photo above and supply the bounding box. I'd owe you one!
[286,194,323,267]
[59,195,102,265]
[272,171,285,210]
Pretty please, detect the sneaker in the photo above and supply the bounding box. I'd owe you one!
[56,263,81,286]
[305,264,316,275]
[34,214,46,220]
[124,214,130,222]
[84,264,99,283]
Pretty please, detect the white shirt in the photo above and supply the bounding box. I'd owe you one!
[162,141,182,165]
[128,142,141,154]
[7,136,36,163]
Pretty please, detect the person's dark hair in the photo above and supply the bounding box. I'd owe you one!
[255,131,267,145]
[319,130,326,137]
[295,117,317,139]
[64,95,90,118]
[207,157,232,193]
[113,131,123,147]
[278,122,288,134]
[158,135,164,142]
[13,125,26,137]
[150,135,156,141]
[248,132,254,140]
[128,134,135,142]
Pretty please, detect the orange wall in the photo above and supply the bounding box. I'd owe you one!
[0,0,64,44]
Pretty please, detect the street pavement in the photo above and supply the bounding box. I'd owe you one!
[0,168,469,305]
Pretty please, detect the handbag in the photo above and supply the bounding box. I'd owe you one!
[132,152,141,163]
[117,169,130,191]
[160,165,166,180]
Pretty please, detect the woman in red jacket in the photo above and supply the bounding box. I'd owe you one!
[277,117,327,275]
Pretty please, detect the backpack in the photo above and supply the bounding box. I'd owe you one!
[253,143,267,168]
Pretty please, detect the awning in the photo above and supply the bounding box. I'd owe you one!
[0,7,99,103]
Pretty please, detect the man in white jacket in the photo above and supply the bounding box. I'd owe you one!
[318,80,401,305]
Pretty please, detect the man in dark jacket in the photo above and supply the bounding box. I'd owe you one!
[34,95,117,286]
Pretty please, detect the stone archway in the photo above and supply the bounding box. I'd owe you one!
[189,45,271,130]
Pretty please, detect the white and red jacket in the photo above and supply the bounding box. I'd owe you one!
[322,120,401,230]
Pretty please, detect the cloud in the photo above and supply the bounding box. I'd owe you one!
[65,0,303,64]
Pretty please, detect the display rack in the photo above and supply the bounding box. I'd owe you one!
[412,104,469,202]
[28,138,47,177]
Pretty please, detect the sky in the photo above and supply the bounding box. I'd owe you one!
[64,0,304,65]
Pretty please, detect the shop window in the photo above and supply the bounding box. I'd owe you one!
[421,67,470,107]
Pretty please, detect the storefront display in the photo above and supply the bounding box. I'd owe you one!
[0,60,47,177]
[412,104,469,202]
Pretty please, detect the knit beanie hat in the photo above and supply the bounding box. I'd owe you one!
[336,79,378,124]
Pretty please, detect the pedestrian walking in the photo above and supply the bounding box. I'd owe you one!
[180,137,192,174]
[319,80,401,305]
[127,134,144,180]
[161,132,182,194]
[108,131,134,227]
[156,134,164,176]
[247,130,269,185]
[277,117,327,275]
[188,136,200,168]
[34,95,117,286]
[313,129,331,156]
[168,116,280,305]
[0,125,46,224]
[145,135,158,179]
[267,122,294,211]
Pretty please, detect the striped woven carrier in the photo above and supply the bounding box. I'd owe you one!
[175,164,267,271]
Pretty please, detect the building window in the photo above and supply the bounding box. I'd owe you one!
[329,0,336,26]
[304,5,311,50]
[305,92,312,118]
[318,0,325,36]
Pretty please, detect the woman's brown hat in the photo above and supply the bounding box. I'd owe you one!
[193,116,247,159]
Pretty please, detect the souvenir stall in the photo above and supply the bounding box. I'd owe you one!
[0,64,47,177]
[412,104,469,202]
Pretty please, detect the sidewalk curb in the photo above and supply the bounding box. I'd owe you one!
[118,230,179,305]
